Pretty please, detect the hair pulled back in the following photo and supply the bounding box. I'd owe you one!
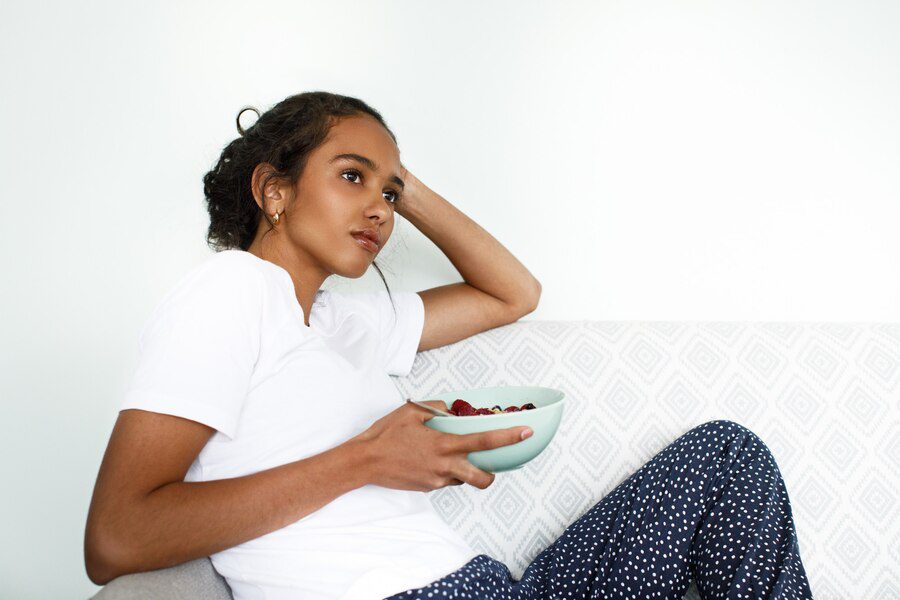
[202,91,399,310]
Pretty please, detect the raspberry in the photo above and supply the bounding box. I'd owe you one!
[451,399,470,411]
[450,398,475,417]
[451,399,477,416]
[444,398,537,416]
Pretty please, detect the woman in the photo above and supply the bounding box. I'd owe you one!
[84,91,813,599]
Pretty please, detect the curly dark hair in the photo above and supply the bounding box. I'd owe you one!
[202,91,399,314]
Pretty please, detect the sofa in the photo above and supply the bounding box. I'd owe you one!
[92,321,900,599]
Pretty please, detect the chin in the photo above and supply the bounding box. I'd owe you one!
[343,268,369,279]
[336,257,375,279]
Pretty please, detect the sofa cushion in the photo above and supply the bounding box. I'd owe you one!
[90,322,900,599]
[92,557,232,600]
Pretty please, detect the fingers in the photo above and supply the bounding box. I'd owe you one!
[446,426,531,454]
[418,414,531,491]
[434,427,529,490]
[450,463,495,490]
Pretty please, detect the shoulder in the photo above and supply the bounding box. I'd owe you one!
[185,249,263,288]
[198,249,265,281]
[152,250,266,317]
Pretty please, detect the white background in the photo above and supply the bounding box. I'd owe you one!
[1,0,897,597]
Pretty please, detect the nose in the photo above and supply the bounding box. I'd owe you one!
[365,193,392,219]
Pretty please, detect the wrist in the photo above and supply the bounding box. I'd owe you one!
[398,189,440,226]
[338,435,379,490]
[397,176,438,218]
[396,196,418,219]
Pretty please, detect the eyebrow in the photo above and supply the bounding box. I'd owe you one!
[329,153,405,190]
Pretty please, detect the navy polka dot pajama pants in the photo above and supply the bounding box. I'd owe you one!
[385,420,814,599]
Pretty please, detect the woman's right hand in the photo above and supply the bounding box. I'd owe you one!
[352,401,532,492]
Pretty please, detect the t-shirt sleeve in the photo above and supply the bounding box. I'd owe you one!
[342,289,424,377]
[120,256,264,440]
[380,290,425,377]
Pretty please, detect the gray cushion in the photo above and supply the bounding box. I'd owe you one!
[91,557,232,600]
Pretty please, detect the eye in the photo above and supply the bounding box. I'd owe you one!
[341,169,400,205]
[341,169,362,184]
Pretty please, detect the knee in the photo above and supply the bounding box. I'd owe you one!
[695,419,753,437]
[691,419,769,448]
[692,419,773,456]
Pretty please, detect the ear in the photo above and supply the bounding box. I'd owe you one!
[250,162,288,214]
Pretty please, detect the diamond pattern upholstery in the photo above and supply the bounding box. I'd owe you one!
[92,321,900,599]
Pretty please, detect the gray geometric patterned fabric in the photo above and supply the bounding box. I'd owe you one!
[91,321,900,600]
[393,321,900,600]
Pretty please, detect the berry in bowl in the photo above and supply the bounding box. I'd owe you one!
[422,385,565,472]
[447,399,538,416]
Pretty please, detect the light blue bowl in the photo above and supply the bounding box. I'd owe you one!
[422,386,565,473]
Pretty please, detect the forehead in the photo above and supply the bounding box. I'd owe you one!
[319,115,400,167]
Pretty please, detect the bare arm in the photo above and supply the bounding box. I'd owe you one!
[395,167,541,310]
[83,409,372,585]
[85,402,530,586]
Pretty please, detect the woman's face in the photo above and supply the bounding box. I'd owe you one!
[269,114,404,279]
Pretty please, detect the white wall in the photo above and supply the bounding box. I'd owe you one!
[1,0,897,597]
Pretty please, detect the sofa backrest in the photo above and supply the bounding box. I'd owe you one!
[394,321,900,599]
[92,321,900,600]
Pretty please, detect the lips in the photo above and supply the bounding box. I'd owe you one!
[352,228,381,246]
[351,233,379,253]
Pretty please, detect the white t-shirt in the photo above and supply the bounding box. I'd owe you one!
[121,249,479,599]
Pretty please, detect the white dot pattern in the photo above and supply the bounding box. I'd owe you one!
[385,420,814,599]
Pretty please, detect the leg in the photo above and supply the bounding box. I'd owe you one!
[515,420,813,599]
[683,421,813,599]
[386,420,813,599]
